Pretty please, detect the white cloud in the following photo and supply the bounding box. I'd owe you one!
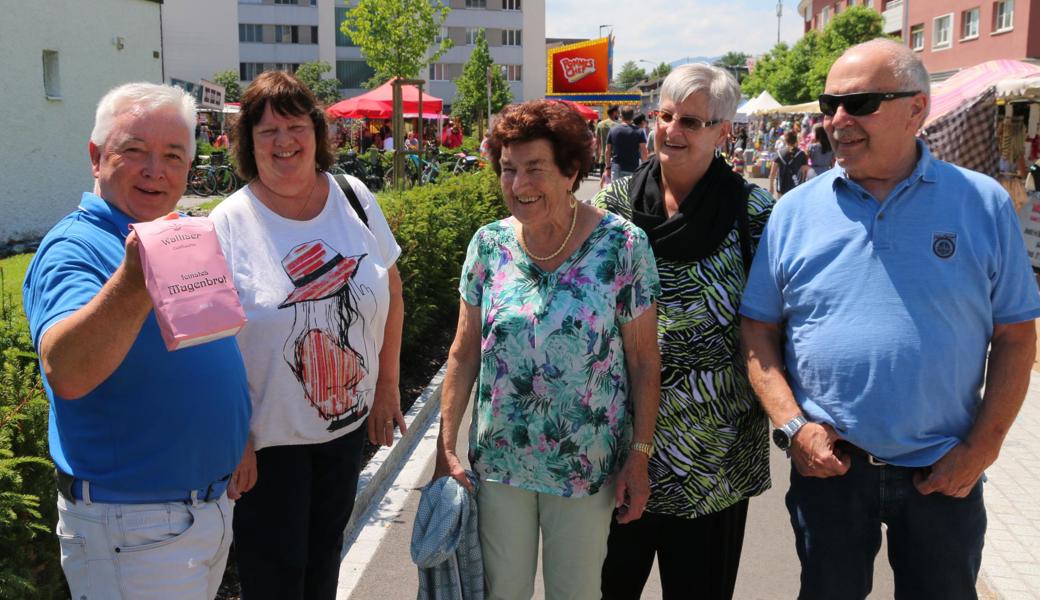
[547,0,805,68]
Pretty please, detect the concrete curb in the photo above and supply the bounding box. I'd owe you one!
[342,362,446,546]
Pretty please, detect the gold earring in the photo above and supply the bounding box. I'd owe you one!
[568,190,577,208]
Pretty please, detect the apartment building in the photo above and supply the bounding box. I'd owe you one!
[162,0,545,107]
[796,0,1037,77]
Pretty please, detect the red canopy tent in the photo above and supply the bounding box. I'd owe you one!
[326,79,444,119]
[550,99,599,121]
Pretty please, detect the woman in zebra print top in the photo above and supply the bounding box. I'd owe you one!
[596,64,775,600]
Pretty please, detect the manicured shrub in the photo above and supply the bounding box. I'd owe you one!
[378,167,507,349]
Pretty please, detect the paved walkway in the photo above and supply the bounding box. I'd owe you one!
[334,175,1040,599]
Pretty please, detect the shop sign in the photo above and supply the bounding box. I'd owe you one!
[547,37,612,94]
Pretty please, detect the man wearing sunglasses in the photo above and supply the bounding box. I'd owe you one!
[740,38,1040,599]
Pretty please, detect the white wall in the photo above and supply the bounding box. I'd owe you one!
[521,0,546,101]
[0,0,163,243]
[162,0,239,85]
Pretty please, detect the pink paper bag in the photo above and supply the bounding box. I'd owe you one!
[131,215,246,351]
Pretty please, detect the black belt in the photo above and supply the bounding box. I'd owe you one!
[836,442,889,466]
[56,469,230,504]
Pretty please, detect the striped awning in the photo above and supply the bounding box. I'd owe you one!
[925,60,1040,126]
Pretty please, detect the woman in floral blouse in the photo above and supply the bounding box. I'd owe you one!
[434,100,662,599]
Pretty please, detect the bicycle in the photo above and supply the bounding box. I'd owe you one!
[452,153,483,176]
[187,164,216,196]
[207,152,239,195]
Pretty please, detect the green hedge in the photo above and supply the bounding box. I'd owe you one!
[379,167,508,349]
[0,167,508,596]
[0,263,64,599]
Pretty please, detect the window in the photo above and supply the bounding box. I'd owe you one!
[239,24,262,43]
[275,25,299,44]
[503,0,521,9]
[429,63,448,81]
[274,0,297,4]
[336,60,375,88]
[994,0,1014,32]
[501,29,521,46]
[42,49,61,99]
[820,6,831,28]
[466,28,482,45]
[465,0,486,7]
[910,23,924,50]
[502,64,522,81]
[961,8,979,39]
[240,62,264,81]
[311,26,318,44]
[434,27,448,44]
[336,8,357,46]
[932,14,952,49]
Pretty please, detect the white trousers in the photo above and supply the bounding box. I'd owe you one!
[56,493,233,600]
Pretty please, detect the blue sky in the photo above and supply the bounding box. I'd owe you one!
[546,0,807,69]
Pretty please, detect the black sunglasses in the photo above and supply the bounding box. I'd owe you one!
[658,110,721,131]
[817,91,920,117]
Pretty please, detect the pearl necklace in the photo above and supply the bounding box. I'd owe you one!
[518,200,578,262]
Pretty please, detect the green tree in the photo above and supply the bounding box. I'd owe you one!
[451,29,512,129]
[650,62,672,80]
[807,6,887,94]
[294,61,342,105]
[714,51,750,83]
[614,61,648,90]
[212,70,242,103]
[342,0,452,86]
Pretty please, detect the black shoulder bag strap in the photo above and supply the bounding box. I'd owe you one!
[737,182,754,275]
[333,174,370,230]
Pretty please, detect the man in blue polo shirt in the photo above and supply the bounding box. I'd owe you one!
[740,39,1040,599]
[23,83,250,599]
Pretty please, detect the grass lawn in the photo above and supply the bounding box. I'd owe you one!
[177,196,226,214]
[0,253,33,315]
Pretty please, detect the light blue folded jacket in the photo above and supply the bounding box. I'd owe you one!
[411,472,484,600]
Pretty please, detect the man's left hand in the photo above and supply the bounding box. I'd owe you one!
[614,452,650,524]
[367,381,406,447]
[913,441,993,498]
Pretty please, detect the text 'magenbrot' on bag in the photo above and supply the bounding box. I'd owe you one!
[131,215,246,351]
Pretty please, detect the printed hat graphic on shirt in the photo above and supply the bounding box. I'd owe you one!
[278,239,366,308]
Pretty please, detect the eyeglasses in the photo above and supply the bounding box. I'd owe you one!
[817,91,921,117]
[657,110,721,131]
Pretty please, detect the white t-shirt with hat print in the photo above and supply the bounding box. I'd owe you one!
[210,173,401,450]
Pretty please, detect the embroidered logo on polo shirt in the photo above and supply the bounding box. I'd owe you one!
[932,232,957,259]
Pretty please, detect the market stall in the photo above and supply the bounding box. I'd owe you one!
[920,60,1040,270]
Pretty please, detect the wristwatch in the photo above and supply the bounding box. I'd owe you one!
[630,441,654,457]
[772,414,808,451]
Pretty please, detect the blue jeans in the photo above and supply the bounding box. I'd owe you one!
[611,163,634,181]
[786,454,986,600]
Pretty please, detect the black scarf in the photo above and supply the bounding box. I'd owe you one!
[629,154,746,262]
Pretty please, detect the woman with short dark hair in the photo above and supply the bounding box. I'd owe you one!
[212,70,406,600]
[435,99,662,598]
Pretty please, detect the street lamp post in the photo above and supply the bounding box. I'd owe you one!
[598,24,612,39]
[776,0,783,45]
